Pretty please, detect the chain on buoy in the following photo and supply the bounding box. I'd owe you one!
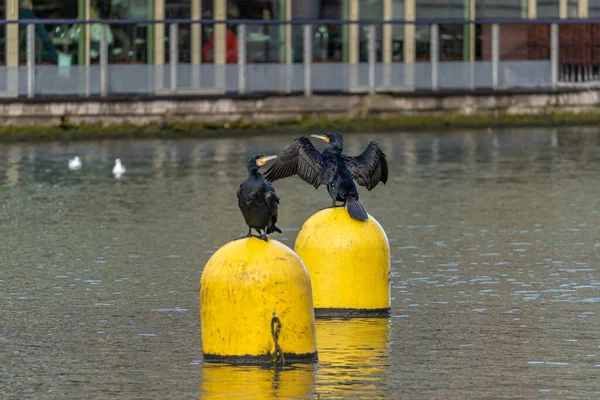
[200,237,318,364]
[271,310,285,365]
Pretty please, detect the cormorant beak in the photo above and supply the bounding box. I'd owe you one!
[256,155,278,166]
[311,134,330,143]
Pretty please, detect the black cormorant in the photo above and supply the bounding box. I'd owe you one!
[264,132,388,221]
[237,154,282,241]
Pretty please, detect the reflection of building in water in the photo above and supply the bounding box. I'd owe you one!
[199,363,316,399]
[557,127,598,164]
[403,136,417,167]
[315,318,391,397]
[152,142,169,178]
[3,146,23,185]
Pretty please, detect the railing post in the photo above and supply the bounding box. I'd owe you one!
[430,24,438,91]
[303,24,312,97]
[492,24,499,90]
[154,1,166,93]
[368,24,376,95]
[551,23,558,88]
[404,1,416,90]
[470,59,475,90]
[100,24,108,97]
[285,21,292,94]
[382,0,392,88]
[170,23,178,93]
[6,10,18,97]
[348,1,359,90]
[238,24,246,95]
[191,2,202,90]
[214,2,226,93]
[26,23,35,98]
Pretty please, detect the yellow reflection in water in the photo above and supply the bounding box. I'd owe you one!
[199,319,391,399]
[315,318,391,398]
[200,363,317,399]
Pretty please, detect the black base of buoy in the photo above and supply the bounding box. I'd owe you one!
[203,352,318,365]
[314,307,391,319]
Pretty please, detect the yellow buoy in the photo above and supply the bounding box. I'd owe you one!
[294,207,390,318]
[200,237,318,364]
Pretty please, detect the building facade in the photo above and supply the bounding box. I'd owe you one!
[0,0,599,97]
[1,0,599,67]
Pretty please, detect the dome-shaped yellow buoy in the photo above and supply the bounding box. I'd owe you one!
[200,237,318,364]
[294,207,390,318]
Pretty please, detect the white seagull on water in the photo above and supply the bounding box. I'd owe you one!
[113,158,126,178]
[68,156,82,170]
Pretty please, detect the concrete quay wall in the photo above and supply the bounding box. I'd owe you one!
[0,90,599,129]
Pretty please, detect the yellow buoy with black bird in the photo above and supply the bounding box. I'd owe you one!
[200,154,317,364]
[294,207,391,318]
[265,132,390,317]
[237,154,282,241]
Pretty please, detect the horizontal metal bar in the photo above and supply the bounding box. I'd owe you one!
[6,18,600,26]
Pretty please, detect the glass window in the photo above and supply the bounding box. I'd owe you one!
[359,0,383,62]
[416,0,464,19]
[391,0,403,61]
[591,0,600,16]
[166,0,190,63]
[18,0,81,65]
[0,1,5,64]
[92,0,153,64]
[165,0,213,63]
[293,0,346,62]
[476,0,523,19]
[567,0,577,17]
[228,0,284,64]
[538,0,559,18]
[199,1,215,64]
[416,0,465,61]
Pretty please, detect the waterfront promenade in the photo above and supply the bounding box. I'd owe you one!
[3,18,600,138]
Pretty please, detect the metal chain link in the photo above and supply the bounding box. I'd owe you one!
[271,310,285,365]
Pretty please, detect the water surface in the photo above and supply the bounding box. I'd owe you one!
[1,127,600,399]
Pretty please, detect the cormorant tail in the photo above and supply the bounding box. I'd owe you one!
[267,225,283,234]
[347,199,369,221]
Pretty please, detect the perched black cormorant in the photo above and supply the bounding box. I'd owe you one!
[264,132,388,221]
[237,154,282,241]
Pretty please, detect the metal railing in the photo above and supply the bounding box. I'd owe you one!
[0,18,598,98]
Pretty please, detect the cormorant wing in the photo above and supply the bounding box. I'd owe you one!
[263,137,324,188]
[265,183,280,218]
[343,141,388,191]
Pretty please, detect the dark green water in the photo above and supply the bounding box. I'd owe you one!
[1,127,600,399]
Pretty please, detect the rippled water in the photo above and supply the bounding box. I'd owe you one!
[2,127,600,399]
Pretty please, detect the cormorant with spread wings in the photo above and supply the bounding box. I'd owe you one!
[263,132,388,221]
